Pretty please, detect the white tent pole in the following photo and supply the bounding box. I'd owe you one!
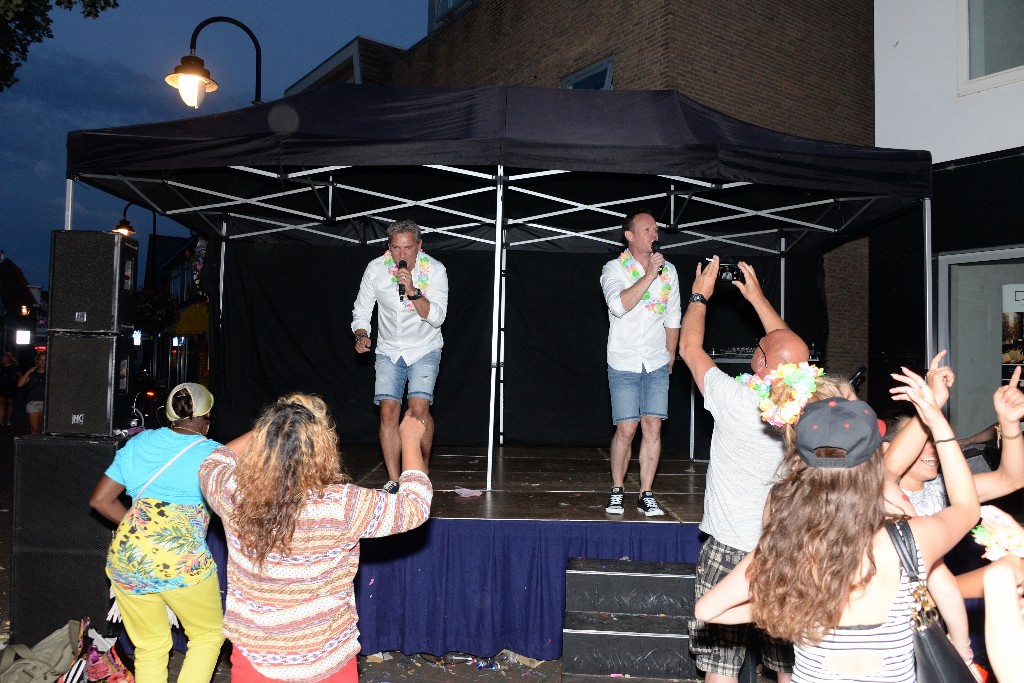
[485,166,505,491]
[924,198,934,362]
[64,179,74,230]
[779,234,787,320]
[219,219,227,325]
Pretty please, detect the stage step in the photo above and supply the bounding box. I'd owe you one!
[562,558,698,682]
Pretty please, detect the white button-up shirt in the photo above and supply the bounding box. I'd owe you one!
[601,253,682,373]
[351,252,448,364]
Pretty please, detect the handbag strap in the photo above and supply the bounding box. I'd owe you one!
[135,436,207,498]
[883,519,922,582]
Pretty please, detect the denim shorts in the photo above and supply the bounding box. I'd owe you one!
[25,400,44,414]
[375,348,442,405]
[607,363,669,424]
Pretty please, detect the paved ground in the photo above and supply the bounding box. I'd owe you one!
[168,648,563,682]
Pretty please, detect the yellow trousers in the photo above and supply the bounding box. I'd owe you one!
[112,574,224,683]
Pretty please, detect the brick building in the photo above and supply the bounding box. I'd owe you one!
[387,0,875,378]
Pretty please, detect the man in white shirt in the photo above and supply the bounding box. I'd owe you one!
[600,211,682,516]
[678,256,805,683]
[352,220,449,492]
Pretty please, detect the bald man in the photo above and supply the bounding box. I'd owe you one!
[678,256,807,683]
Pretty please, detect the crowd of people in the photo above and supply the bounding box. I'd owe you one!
[676,253,1024,682]
[19,213,1015,682]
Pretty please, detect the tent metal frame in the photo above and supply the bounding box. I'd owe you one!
[66,164,928,490]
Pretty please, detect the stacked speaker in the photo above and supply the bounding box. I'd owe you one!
[46,230,138,436]
[11,232,139,643]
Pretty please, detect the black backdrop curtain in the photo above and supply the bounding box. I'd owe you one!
[213,243,494,445]
[211,243,824,449]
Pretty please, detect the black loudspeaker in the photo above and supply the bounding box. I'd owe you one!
[45,332,135,436]
[49,231,137,333]
[12,435,125,645]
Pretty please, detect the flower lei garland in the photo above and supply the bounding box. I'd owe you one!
[737,362,825,427]
[619,250,671,314]
[383,250,430,311]
[972,505,1024,561]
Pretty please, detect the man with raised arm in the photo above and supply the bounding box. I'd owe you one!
[352,219,449,492]
[600,211,682,517]
[678,256,807,683]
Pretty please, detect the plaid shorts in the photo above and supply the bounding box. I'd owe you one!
[689,535,794,677]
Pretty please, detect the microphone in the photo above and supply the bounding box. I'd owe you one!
[848,365,867,391]
[397,260,407,300]
[651,241,665,275]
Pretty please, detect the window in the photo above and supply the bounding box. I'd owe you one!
[563,58,614,90]
[958,0,1024,94]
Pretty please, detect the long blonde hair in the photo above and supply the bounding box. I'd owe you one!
[232,393,350,565]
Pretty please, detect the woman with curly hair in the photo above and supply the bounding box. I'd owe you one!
[695,368,980,682]
[199,393,432,683]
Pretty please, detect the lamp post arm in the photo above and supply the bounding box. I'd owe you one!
[189,16,262,105]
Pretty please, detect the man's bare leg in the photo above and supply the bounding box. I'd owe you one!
[407,397,433,472]
[379,399,402,482]
[610,420,638,488]
[637,415,662,492]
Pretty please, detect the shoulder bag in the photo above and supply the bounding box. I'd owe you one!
[884,519,976,683]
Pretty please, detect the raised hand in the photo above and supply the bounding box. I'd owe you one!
[733,261,764,302]
[995,365,1024,425]
[890,366,946,430]
[924,349,956,409]
[399,413,426,442]
[692,256,719,300]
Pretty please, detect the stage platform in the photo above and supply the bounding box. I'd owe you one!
[0,431,708,662]
[339,444,706,660]
[345,444,707,522]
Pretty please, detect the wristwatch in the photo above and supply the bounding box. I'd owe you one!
[688,293,708,305]
[406,288,423,301]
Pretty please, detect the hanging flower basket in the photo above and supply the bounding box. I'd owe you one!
[136,287,179,333]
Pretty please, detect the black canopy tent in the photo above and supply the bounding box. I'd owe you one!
[66,83,932,486]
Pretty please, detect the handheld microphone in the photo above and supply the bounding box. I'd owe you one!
[651,241,665,275]
[397,259,407,300]
[848,365,867,391]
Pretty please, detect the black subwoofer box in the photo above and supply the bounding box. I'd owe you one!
[12,435,125,645]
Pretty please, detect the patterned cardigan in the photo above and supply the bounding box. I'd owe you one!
[200,446,432,682]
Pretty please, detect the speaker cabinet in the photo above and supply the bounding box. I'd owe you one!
[12,435,125,645]
[49,231,137,333]
[45,333,135,436]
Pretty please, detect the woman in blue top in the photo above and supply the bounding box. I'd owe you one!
[90,383,224,683]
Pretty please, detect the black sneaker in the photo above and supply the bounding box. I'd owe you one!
[605,487,625,514]
[382,480,400,494]
[637,491,665,517]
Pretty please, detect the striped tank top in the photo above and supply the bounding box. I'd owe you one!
[793,549,921,683]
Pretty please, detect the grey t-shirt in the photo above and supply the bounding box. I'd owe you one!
[701,366,788,552]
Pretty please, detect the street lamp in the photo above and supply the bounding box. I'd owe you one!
[165,16,262,109]
[112,202,137,237]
